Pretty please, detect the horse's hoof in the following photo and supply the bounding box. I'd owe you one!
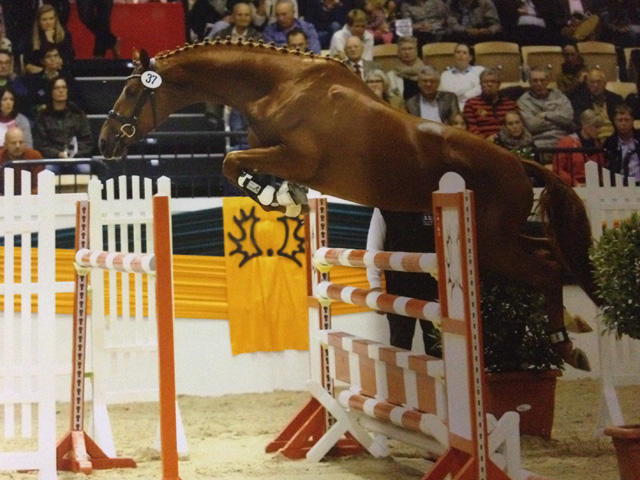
[556,342,591,371]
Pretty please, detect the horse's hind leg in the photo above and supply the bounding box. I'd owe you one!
[481,236,591,371]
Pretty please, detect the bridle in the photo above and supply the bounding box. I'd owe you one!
[107,60,160,145]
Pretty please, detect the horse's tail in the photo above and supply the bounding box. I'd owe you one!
[521,159,600,304]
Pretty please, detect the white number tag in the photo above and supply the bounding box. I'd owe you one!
[141,71,163,89]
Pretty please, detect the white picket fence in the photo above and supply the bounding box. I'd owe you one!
[0,170,77,480]
[0,170,185,478]
[85,175,186,457]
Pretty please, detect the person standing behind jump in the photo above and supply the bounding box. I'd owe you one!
[367,208,441,357]
[76,0,120,59]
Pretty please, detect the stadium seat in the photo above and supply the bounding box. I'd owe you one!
[473,41,522,82]
[577,41,618,81]
[421,42,457,74]
[520,45,563,83]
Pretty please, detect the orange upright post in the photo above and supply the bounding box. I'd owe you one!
[153,195,181,480]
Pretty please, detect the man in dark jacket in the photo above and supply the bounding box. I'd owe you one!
[603,103,640,184]
[405,66,460,123]
[570,67,624,140]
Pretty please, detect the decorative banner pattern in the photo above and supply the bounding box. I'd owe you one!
[223,197,308,355]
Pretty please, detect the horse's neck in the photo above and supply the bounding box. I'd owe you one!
[159,47,282,112]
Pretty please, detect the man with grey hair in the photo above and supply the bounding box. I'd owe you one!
[405,66,460,123]
[517,66,574,157]
[387,36,424,100]
[263,0,321,53]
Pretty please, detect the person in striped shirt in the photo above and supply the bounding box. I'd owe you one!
[462,67,518,141]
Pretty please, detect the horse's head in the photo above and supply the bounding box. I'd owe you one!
[99,48,164,159]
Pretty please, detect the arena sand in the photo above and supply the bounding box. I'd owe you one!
[2,379,639,480]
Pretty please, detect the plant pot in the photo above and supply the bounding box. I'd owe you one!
[604,425,640,480]
[484,370,561,440]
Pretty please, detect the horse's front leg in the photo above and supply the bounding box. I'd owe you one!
[223,145,311,216]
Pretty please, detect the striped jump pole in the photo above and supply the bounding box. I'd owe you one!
[72,195,180,480]
[316,281,441,325]
[314,247,438,277]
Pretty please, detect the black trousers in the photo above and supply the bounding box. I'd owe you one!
[387,312,442,358]
[76,0,117,56]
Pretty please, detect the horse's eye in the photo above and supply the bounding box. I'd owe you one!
[124,87,137,99]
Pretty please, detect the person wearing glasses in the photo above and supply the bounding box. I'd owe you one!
[463,67,518,141]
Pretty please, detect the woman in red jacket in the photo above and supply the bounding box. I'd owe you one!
[553,108,606,186]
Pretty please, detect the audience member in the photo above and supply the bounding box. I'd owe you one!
[23,47,76,119]
[400,0,453,49]
[263,0,321,53]
[0,126,43,195]
[570,67,624,140]
[386,36,423,100]
[599,0,640,48]
[367,207,441,356]
[603,103,640,184]
[304,0,346,49]
[405,66,460,123]
[251,0,299,30]
[286,27,309,50]
[0,50,29,117]
[187,0,230,40]
[439,42,484,110]
[76,0,119,58]
[626,53,640,118]
[0,86,33,148]
[555,42,588,97]
[214,2,263,40]
[462,67,518,140]
[24,4,75,74]
[43,0,70,27]
[447,0,503,44]
[510,0,563,46]
[364,0,394,44]
[517,66,574,156]
[558,0,600,42]
[1,0,37,63]
[365,68,404,109]
[343,36,381,80]
[553,108,605,186]
[0,10,12,52]
[330,9,374,61]
[34,77,93,163]
[494,109,536,159]
[446,111,469,129]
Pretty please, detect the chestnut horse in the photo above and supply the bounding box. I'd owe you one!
[99,41,595,370]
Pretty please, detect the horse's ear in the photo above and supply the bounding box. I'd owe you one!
[139,49,151,70]
[132,48,141,67]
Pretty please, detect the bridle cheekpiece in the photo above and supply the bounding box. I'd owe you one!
[107,58,162,143]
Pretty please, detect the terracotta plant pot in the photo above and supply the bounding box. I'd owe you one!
[604,425,640,480]
[484,370,561,440]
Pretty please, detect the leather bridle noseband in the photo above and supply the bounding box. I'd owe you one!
[107,62,160,146]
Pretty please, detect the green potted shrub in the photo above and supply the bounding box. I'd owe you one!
[590,212,640,480]
[480,272,564,439]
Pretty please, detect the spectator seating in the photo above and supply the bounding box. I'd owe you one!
[372,43,399,72]
[577,41,618,81]
[520,45,563,83]
[605,81,637,100]
[421,42,456,74]
[473,41,522,82]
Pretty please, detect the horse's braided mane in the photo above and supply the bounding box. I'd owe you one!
[155,38,348,68]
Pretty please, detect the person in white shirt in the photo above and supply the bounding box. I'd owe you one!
[329,9,374,61]
[439,42,484,110]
